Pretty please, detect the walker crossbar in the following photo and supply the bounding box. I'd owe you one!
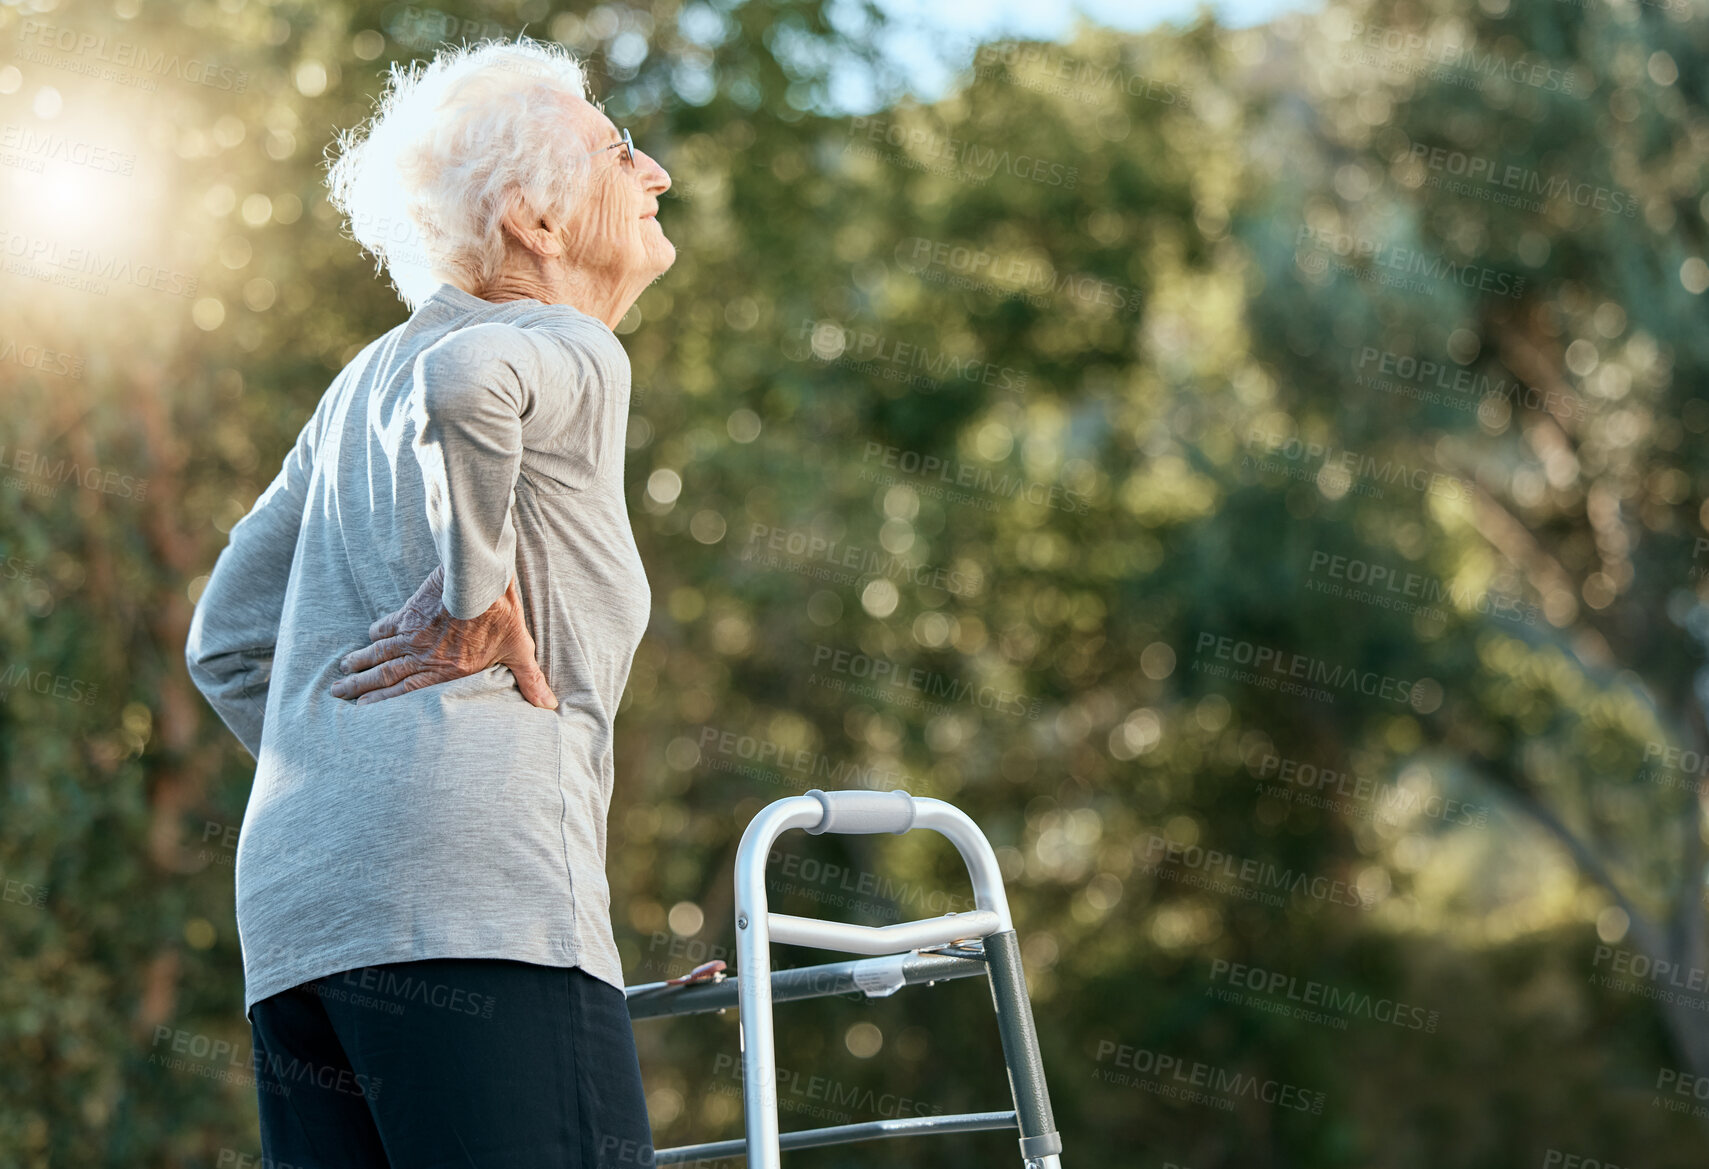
[767,908,1003,954]
[624,949,988,1021]
[651,1110,1021,1164]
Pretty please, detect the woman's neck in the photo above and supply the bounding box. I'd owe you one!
[473,257,645,331]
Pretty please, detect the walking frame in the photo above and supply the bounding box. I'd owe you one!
[624,789,1065,1168]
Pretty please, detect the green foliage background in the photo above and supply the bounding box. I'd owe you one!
[2,0,1708,1164]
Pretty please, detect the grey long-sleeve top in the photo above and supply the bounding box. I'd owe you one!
[185,282,651,1019]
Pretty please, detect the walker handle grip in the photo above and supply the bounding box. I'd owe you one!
[803,789,916,835]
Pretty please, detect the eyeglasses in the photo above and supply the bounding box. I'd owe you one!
[583,127,634,168]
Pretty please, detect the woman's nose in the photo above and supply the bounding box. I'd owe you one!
[636,150,670,196]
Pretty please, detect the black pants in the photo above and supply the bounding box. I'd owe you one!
[248,958,655,1168]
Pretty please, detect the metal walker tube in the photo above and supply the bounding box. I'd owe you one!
[732,789,1031,1168]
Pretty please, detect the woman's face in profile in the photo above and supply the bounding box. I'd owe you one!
[559,99,675,286]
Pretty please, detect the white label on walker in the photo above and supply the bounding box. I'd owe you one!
[853,953,910,998]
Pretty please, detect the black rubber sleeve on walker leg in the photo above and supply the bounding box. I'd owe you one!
[984,929,1064,1162]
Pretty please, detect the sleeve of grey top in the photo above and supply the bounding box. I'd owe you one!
[184,401,323,760]
[410,318,600,620]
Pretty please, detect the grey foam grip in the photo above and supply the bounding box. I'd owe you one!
[803,788,917,835]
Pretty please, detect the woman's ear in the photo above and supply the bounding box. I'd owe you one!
[498,192,564,259]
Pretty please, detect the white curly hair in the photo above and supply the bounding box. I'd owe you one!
[326,36,599,310]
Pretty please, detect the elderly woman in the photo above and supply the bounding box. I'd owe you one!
[185,37,670,1167]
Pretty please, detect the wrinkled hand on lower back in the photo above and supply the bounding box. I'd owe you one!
[328,564,559,708]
